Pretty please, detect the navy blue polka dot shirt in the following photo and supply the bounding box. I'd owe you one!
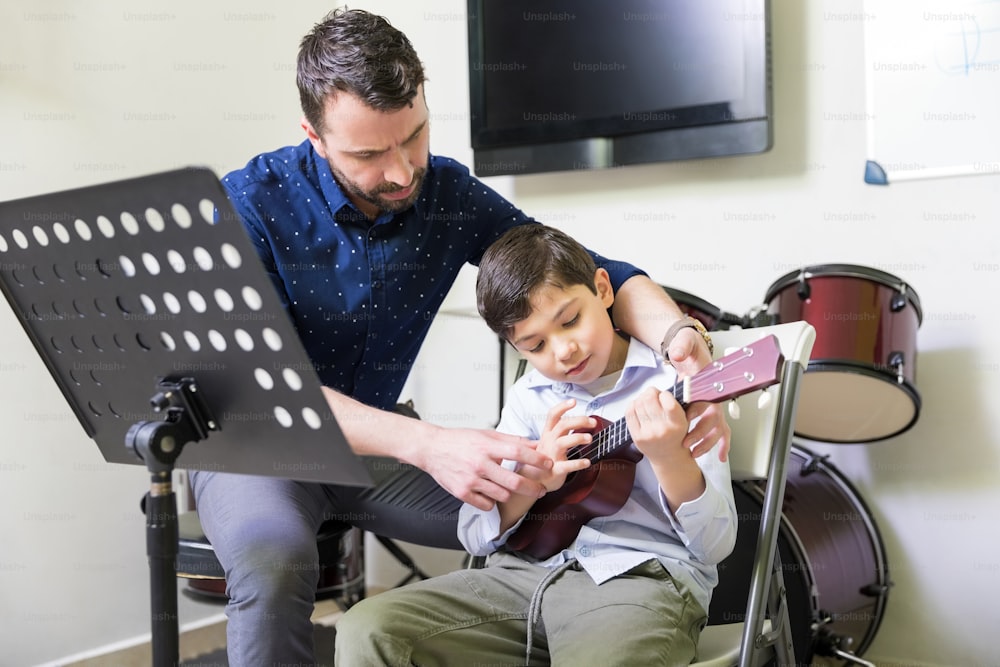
[222,140,644,410]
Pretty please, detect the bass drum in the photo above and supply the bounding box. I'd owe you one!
[709,445,890,664]
[763,264,922,443]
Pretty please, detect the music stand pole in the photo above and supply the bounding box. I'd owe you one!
[127,377,217,666]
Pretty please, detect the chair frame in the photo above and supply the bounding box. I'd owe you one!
[694,320,815,667]
[732,349,802,666]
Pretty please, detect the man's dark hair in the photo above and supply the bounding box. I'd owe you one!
[297,8,426,132]
[477,224,598,340]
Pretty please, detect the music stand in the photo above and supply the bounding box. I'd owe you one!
[0,168,372,667]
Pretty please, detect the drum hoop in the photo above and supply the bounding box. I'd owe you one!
[764,264,923,323]
[789,445,892,652]
[807,360,922,399]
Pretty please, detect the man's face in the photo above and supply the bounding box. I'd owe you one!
[303,85,430,218]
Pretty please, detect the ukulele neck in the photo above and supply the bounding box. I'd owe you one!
[581,378,689,465]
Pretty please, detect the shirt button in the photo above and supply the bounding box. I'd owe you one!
[372,280,383,289]
[578,546,591,557]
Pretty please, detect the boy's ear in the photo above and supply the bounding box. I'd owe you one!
[594,268,614,307]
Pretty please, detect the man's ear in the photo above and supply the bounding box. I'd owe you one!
[301,116,328,159]
[595,268,615,308]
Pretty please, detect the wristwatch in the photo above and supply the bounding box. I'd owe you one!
[660,316,714,363]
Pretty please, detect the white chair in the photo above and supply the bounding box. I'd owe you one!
[692,320,816,667]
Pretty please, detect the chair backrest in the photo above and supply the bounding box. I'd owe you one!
[708,321,816,481]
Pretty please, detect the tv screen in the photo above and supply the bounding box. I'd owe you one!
[466,0,772,176]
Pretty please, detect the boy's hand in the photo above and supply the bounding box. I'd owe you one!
[625,386,690,464]
[522,399,594,492]
[664,327,731,462]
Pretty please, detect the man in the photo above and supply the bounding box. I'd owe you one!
[192,8,728,664]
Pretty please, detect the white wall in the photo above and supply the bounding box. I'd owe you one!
[1,0,998,665]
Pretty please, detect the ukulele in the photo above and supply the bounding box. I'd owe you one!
[504,334,784,560]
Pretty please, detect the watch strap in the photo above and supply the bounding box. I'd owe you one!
[660,316,714,362]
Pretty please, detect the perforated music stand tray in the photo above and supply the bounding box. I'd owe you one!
[0,167,372,666]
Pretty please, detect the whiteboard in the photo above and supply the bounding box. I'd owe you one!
[863,0,1000,184]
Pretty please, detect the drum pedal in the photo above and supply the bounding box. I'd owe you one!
[814,626,877,666]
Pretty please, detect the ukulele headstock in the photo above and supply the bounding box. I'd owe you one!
[684,334,784,405]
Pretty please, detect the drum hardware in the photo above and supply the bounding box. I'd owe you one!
[888,351,905,384]
[889,281,911,313]
[796,271,811,300]
[832,650,877,667]
[860,581,893,598]
[742,304,779,329]
[718,309,759,329]
[812,620,878,667]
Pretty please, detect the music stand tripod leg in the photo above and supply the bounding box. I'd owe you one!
[126,378,218,667]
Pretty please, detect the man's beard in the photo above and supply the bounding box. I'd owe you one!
[330,163,428,215]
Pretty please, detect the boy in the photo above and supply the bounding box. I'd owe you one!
[334,224,737,666]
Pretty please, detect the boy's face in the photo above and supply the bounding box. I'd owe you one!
[508,269,627,386]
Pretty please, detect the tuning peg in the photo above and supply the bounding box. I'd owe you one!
[728,400,741,420]
[757,388,773,410]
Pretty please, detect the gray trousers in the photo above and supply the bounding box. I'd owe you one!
[190,457,461,667]
[333,552,708,667]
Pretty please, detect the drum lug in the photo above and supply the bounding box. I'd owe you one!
[860,580,893,597]
[799,451,828,476]
[888,351,905,384]
[796,272,810,300]
[891,284,909,312]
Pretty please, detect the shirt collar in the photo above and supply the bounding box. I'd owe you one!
[310,142,352,218]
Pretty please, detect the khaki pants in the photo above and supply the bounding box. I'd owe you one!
[334,551,708,667]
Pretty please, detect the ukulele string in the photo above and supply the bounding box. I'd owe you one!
[564,349,751,463]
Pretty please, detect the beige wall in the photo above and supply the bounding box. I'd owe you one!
[1,1,997,665]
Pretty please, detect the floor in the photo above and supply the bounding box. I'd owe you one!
[63,597,348,667]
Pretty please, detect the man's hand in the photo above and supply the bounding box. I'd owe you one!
[666,326,732,462]
[413,427,557,511]
[319,386,560,511]
[491,400,593,535]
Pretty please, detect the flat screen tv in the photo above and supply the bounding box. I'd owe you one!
[466,0,772,176]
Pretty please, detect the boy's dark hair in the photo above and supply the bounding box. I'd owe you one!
[477,224,598,340]
[297,8,426,132]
